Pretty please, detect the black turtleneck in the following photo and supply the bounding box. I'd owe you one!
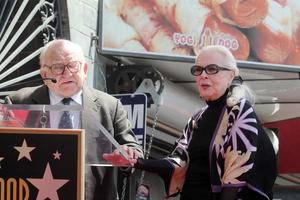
[181,91,228,200]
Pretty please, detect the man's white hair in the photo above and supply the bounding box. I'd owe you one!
[39,39,84,66]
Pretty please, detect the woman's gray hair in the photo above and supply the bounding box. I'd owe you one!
[198,45,239,76]
[227,78,255,107]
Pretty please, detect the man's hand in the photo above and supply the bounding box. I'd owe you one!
[103,145,142,166]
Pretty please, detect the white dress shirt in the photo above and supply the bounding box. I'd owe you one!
[49,90,82,129]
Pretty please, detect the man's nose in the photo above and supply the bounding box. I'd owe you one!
[62,66,72,76]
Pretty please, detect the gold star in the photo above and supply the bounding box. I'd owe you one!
[14,139,36,161]
[53,150,62,160]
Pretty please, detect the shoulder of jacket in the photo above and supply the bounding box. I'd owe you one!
[9,85,45,102]
[85,87,119,104]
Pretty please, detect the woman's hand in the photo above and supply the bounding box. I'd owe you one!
[103,145,141,166]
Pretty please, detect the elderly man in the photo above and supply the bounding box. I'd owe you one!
[7,39,143,200]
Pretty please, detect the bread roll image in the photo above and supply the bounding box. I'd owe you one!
[285,41,300,65]
[198,15,250,60]
[103,0,299,66]
[119,0,191,55]
[151,0,249,59]
[103,8,146,51]
[151,0,211,34]
[248,0,293,64]
[220,0,268,28]
[287,0,300,45]
[297,25,300,45]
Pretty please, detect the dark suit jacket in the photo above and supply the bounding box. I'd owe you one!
[8,84,143,200]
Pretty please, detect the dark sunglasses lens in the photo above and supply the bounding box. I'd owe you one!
[191,66,203,76]
[206,65,219,74]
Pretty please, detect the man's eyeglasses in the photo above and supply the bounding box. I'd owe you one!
[191,64,231,76]
[43,61,82,75]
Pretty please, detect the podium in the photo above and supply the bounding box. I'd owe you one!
[0,104,130,199]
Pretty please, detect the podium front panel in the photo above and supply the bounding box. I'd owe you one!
[0,104,130,167]
[0,127,85,200]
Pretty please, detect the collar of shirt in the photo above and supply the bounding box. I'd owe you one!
[49,90,83,105]
[48,90,82,129]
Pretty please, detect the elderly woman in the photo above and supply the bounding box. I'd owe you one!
[105,45,277,200]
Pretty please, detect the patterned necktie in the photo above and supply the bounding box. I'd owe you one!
[58,98,74,129]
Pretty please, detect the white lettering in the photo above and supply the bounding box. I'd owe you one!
[173,32,195,46]
[199,28,239,51]
[124,104,144,129]
[135,135,144,145]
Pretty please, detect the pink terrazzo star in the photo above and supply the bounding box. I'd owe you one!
[27,162,69,200]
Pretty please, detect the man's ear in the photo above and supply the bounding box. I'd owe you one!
[83,63,88,74]
[40,68,46,78]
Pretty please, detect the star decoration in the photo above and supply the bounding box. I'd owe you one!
[27,163,69,200]
[14,139,36,161]
[0,157,4,169]
[53,150,62,160]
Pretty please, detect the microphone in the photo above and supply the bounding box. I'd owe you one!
[1,77,57,89]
